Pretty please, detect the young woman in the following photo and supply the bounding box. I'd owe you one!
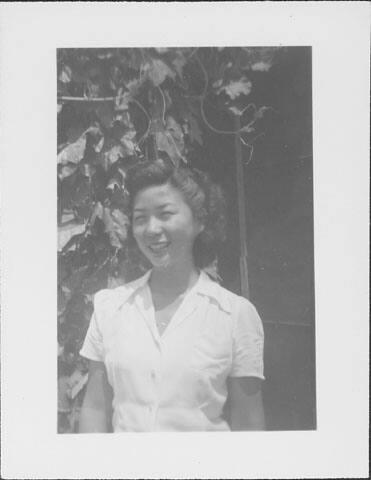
[79,158,265,432]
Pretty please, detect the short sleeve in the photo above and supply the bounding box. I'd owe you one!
[230,298,265,379]
[79,294,105,362]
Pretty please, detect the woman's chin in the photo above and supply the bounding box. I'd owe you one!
[149,254,172,269]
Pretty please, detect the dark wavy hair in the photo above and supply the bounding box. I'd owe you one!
[125,157,226,268]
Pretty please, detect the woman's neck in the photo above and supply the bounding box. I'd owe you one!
[149,261,199,297]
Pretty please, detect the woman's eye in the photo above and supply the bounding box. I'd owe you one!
[160,211,174,219]
[133,215,145,224]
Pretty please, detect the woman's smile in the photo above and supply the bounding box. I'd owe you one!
[147,241,171,254]
[132,183,203,269]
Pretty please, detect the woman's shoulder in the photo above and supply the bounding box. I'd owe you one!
[93,270,151,312]
[212,283,264,337]
[203,274,258,316]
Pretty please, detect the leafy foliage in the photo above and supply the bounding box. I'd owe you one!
[57,46,283,432]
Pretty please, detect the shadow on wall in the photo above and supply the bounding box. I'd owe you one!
[263,323,316,430]
[219,156,316,431]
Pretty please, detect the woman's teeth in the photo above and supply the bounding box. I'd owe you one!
[148,242,169,253]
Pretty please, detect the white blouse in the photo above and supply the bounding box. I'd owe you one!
[80,270,264,432]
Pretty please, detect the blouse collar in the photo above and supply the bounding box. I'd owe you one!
[116,268,232,314]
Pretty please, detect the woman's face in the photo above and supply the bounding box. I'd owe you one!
[132,182,203,269]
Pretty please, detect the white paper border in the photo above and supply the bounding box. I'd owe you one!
[1,2,369,479]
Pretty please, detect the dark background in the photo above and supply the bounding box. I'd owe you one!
[197,47,315,430]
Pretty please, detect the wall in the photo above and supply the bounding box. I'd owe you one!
[202,46,315,430]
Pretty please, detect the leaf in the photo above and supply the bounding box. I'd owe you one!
[60,232,84,254]
[61,285,72,299]
[58,222,86,251]
[94,136,105,153]
[228,106,243,116]
[156,131,182,165]
[145,59,176,86]
[216,77,252,99]
[166,116,184,144]
[171,51,187,79]
[119,110,135,130]
[120,129,138,156]
[61,212,75,223]
[86,123,103,139]
[58,376,72,412]
[239,124,256,134]
[254,105,272,119]
[80,163,96,179]
[155,115,185,164]
[109,185,130,211]
[68,370,88,399]
[58,289,68,316]
[102,207,128,248]
[89,201,104,226]
[125,77,142,95]
[115,87,131,111]
[111,209,129,243]
[106,178,121,191]
[239,47,280,71]
[58,286,72,317]
[212,79,223,88]
[251,61,271,72]
[238,106,273,135]
[58,162,79,180]
[58,135,87,165]
[59,65,72,84]
[103,144,125,169]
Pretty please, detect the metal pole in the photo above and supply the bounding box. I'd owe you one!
[233,114,250,299]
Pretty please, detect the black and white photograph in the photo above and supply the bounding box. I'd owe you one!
[1,3,369,479]
[56,46,315,434]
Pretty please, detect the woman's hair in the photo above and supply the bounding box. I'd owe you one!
[125,157,226,268]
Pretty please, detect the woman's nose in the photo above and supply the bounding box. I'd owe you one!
[145,216,162,235]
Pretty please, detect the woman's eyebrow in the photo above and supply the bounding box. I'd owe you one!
[157,203,174,209]
[134,203,174,212]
